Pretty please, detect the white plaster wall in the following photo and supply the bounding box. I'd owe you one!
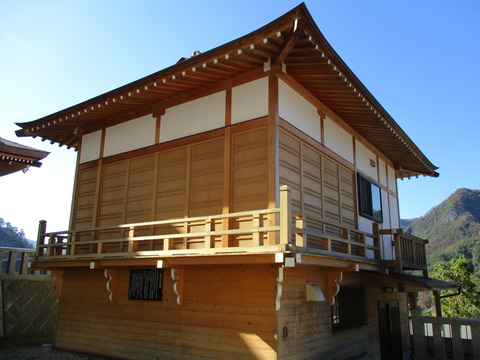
[160,91,226,143]
[231,77,268,124]
[387,165,397,194]
[358,217,373,234]
[389,193,400,228]
[104,114,156,157]
[381,189,394,260]
[323,116,354,164]
[278,80,321,143]
[355,140,378,180]
[378,159,388,187]
[79,130,102,163]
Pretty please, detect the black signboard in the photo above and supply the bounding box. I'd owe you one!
[128,269,163,301]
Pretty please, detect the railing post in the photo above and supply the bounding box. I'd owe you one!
[412,309,427,360]
[432,321,447,360]
[472,324,480,360]
[20,252,30,275]
[6,251,17,274]
[37,220,47,257]
[372,222,381,260]
[279,186,291,245]
[204,218,213,248]
[451,323,464,360]
[393,233,403,273]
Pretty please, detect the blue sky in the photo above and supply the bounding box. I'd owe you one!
[1,0,479,240]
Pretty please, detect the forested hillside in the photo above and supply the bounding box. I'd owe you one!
[0,217,33,249]
[404,188,480,281]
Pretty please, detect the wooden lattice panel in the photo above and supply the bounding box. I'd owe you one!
[1,277,58,338]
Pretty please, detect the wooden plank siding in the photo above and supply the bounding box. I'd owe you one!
[72,124,270,251]
[279,129,357,251]
[55,265,277,359]
[276,269,411,360]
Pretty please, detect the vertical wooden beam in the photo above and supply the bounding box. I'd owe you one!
[432,321,447,360]
[154,109,165,144]
[393,233,403,272]
[37,220,47,257]
[204,217,212,248]
[222,126,232,248]
[279,185,291,245]
[411,305,427,360]
[91,159,104,252]
[433,290,442,318]
[20,252,29,275]
[451,324,464,360]
[6,251,16,274]
[471,324,480,360]
[0,279,4,337]
[268,74,279,209]
[268,74,279,245]
[225,88,232,127]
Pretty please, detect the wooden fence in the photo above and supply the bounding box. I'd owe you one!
[412,310,480,360]
[0,247,35,275]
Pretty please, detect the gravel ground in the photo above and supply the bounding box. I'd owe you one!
[0,338,105,360]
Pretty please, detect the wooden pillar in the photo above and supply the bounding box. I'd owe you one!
[6,251,16,274]
[267,74,279,245]
[393,233,403,273]
[411,302,427,360]
[37,220,47,257]
[433,290,442,318]
[279,186,291,245]
[20,252,30,275]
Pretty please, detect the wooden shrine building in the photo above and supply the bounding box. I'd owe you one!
[0,137,49,176]
[15,4,453,360]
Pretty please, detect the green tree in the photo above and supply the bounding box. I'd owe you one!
[433,256,480,318]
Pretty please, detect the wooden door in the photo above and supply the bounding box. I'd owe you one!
[378,301,403,360]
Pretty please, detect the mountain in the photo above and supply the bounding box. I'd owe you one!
[403,188,480,278]
[0,217,33,249]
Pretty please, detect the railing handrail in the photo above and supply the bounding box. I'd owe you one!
[0,246,36,253]
[40,207,281,237]
[421,315,480,326]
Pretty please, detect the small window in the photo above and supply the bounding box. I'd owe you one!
[357,173,383,222]
[332,286,367,331]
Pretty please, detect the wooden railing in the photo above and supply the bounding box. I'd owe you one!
[34,186,383,263]
[412,310,480,360]
[381,228,428,274]
[291,212,380,260]
[0,247,36,275]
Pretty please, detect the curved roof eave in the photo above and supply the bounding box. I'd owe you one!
[15,3,438,178]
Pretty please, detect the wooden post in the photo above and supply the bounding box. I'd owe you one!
[411,305,427,360]
[451,323,464,360]
[6,251,16,274]
[393,233,403,273]
[252,215,261,247]
[432,321,447,360]
[433,290,442,318]
[20,252,29,275]
[279,186,291,245]
[372,222,383,260]
[127,227,135,253]
[204,218,212,248]
[341,228,351,255]
[472,324,480,360]
[37,220,47,257]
